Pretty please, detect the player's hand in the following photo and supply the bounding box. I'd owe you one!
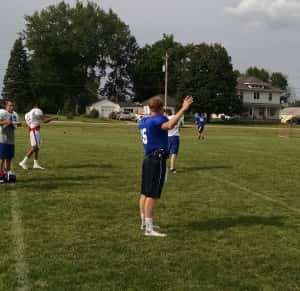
[4,120,12,126]
[181,95,193,112]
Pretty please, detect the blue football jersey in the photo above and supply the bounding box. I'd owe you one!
[139,115,168,157]
[196,116,205,127]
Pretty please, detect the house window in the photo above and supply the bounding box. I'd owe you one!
[254,92,260,100]
[269,93,272,101]
[124,108,133,113]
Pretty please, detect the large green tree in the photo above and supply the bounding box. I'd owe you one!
[246,67,270,82]
[178,43,241,118]
[130,34,185,102]
[100,9,139,102]
[24,1,138,113]
[2,37,33,112]
[271,72,288,90]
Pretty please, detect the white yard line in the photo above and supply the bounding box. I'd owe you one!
[210,176,300,215]
[10,190,30,291]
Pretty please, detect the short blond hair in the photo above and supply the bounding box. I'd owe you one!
[148,96,164,113]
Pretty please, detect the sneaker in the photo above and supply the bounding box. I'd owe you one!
[0,174,5,184]
[141,224,160,230]
[170,168,177,174]
[19,162,28,170]
[33,164,45,170]
[145,230,167,237]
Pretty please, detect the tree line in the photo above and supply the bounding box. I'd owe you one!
[1,1,289,114]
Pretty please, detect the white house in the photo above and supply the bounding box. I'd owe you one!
[237,76,286,120]
[86,99,120,118]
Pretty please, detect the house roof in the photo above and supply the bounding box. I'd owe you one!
[89,99,119,107]
[237,76,283,93]
[118,101,142,108]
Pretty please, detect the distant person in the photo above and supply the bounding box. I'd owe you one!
[19,106,58,170]
[166,109,181,174]
[0,100,20,183]
[195,113,205,140]
[138,96,193,237]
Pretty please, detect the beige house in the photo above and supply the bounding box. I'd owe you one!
[86,99,120,118]
[237,76,286,120]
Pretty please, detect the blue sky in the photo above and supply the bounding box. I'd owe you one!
[1,0,300,98]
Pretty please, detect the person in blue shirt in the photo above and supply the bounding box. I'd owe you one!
[195,113,205,140]
[138,95,193,237]
[0,100,20,183]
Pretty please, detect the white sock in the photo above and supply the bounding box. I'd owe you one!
[145,218,153,232]
[21,157,28,164]
[140,213,145,226]
[33,160,39,166]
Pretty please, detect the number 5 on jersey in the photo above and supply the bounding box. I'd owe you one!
[141,128,148,144]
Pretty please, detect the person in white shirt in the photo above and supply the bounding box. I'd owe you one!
[19,106,58,170]
[166,109,182,174]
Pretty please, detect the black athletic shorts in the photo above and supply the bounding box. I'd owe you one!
[198,126,204,133]
[141,156,167,199]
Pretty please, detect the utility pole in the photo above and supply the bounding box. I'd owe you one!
[163,51,168,110]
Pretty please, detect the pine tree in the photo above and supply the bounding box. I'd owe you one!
[2,37,32,112]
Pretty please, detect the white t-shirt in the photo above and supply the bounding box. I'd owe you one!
[25,108,43,128]
[168,115,180,137]
[0,109,17,144]
[0,109,9,121]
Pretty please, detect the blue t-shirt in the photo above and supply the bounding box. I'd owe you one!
[196,116,205,127]
[139,115,168,157]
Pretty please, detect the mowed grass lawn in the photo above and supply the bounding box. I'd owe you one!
[1,122,300,291]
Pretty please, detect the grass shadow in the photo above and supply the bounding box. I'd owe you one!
[15,174,110,191]
[58,163,113,169]
[181,165,232,171]
[184,215,287,232]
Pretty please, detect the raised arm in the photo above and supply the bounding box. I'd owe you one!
[42,116,59,123]
[161,96,193,131]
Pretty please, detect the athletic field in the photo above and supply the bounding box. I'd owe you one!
[1,122,300,291]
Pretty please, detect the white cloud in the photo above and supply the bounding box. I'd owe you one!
[226,0,300,29]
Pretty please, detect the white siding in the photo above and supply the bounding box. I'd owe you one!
[243,91,281,105]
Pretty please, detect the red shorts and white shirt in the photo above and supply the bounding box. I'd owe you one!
[25,108,43,147]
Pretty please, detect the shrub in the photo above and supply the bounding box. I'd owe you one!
[87,109,99,118]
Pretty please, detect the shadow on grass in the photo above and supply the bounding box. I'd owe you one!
[185,215,287,231]
[15,174,110,191]
[181,165,232,171]
[58,163,113,169]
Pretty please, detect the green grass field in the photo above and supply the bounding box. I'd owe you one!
[1,122,300,291]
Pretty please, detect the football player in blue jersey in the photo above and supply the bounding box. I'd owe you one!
[195,113,205,140]
[138,95,193,237]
